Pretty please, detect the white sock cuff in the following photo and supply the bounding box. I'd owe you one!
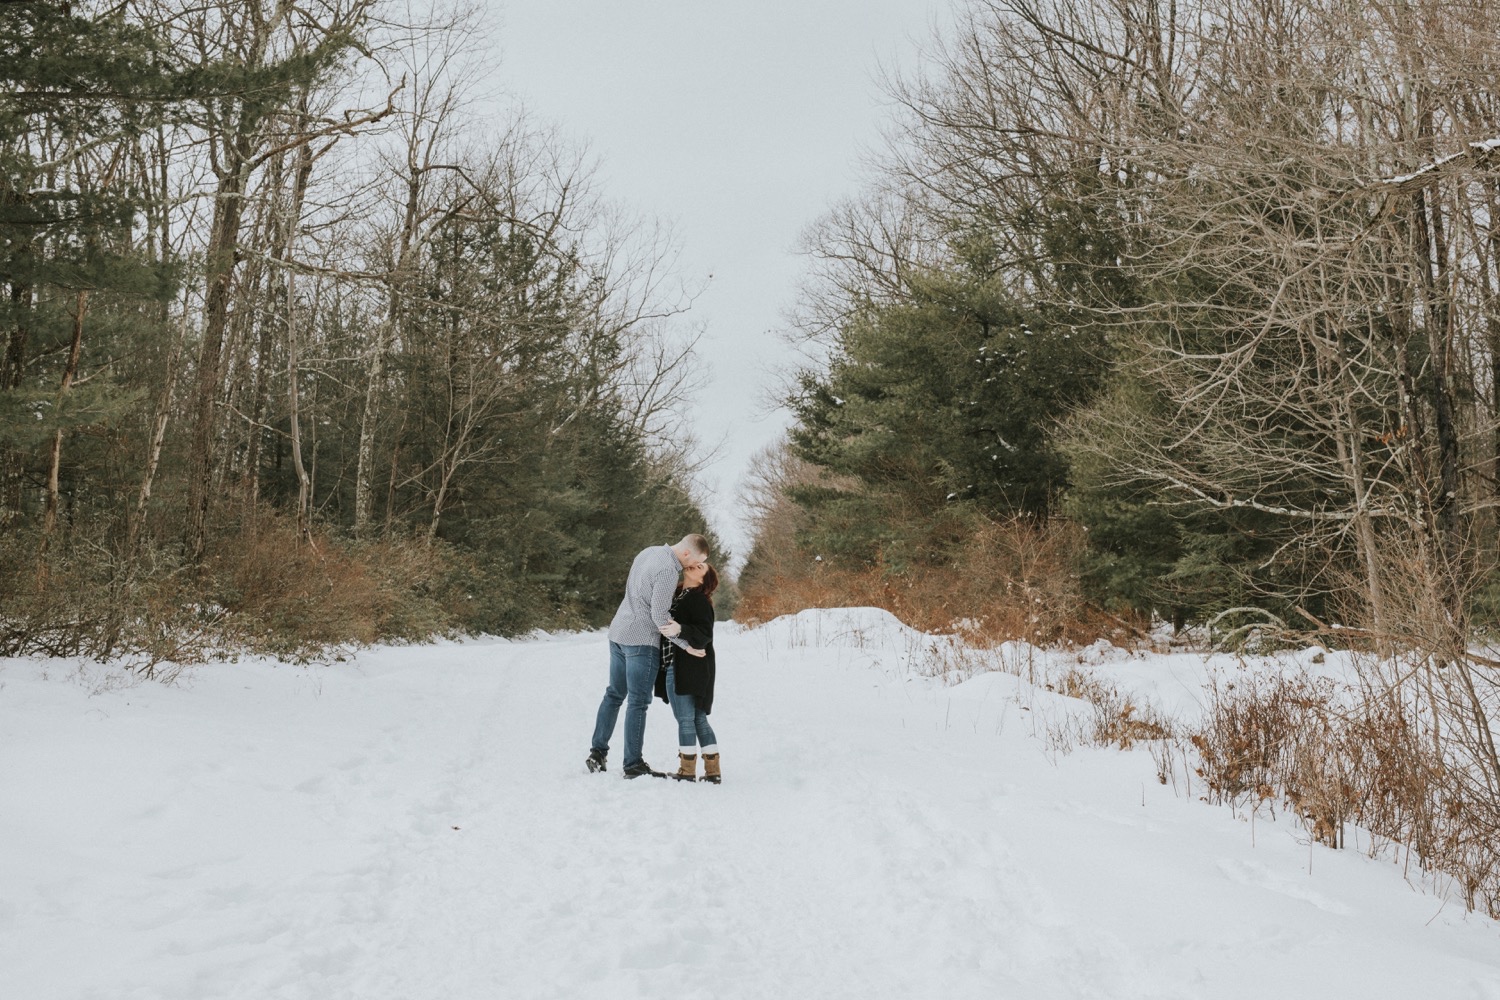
[679,746,699,756]
[700,744,719,756]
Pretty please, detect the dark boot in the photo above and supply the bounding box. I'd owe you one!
[622,760,666,779]
[673,752,698,782]
[586,748,607,773]
[702,752,721,784]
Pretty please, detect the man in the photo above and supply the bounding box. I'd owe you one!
[587,534,710,778]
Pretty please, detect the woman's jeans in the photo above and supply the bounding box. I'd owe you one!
[666,661,717,750]
[591,641,660,768]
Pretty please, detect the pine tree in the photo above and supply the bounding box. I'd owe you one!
[0,2,187,572]
[789,271,1107,567]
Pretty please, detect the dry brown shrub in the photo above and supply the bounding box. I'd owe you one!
[0,538,108,658]
[202,513,462,658]
[737,517,1108,646]
[1190,669,1500,913]
[3,499,505,671]
[211,516,385,652]
[1043,667,1174,750]
[1192,672,1357,846]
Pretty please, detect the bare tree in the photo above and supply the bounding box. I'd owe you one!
[139,0,384,561]
[354,1,481,537]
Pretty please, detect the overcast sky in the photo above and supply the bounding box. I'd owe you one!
[487,1,948,563]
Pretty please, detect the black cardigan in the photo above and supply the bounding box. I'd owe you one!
[654,587,716,715]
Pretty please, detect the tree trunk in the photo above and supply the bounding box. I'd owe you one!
[4,275,30,390]
[105,306,189,657]
[279,132,316,543]
[286,269,312,543]
[242,264,274,509]
[1412,187,1467,630]
[186,148,252,563]
[353,320,389,538]
[126,312,187,559]
[355,145,425,538]
[37,290,89,586]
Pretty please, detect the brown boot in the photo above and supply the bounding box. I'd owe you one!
[702,752,721,784]
[673,752,697,782]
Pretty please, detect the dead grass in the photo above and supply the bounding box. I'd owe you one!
[737,517,1126,647]
[1048,667,1174,749]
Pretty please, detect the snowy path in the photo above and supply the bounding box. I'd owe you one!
[4,611,1500,999]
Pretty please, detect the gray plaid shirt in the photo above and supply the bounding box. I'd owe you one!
[607,544,681,646]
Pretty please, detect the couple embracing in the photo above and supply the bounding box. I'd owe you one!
[585,534,721,782]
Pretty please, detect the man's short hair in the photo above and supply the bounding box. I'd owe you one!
[679,533,710,561]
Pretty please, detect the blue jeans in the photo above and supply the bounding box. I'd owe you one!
[591,641,660,768]
[666,661,717,750]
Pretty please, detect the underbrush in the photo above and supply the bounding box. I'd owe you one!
[737,518,1132,647]
[1021,646,1500,917]
[991,644,1497,915]
[761,601,1500,918]
[1026,651,1500,917]
[1,511,576,674]
[1176,666,1500,916]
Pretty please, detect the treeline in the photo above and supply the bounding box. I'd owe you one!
[742,0,1500,654]
[0,1,718,662]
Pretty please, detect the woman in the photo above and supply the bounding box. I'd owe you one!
[655,562,721,783]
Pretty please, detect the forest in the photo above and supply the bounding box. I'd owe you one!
[0,0,720,664]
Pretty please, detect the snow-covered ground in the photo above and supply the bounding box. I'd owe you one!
[3,608,1498,999]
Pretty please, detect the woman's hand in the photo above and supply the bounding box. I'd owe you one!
[684,646,706,657]
[658,620,682,637]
